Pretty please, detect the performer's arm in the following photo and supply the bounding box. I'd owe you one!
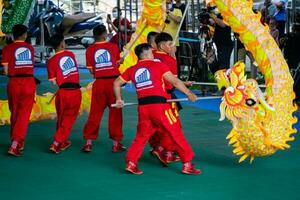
[2,64,8,75]
[113,76,126,108]
[47,59,57,85]
[2,46,8,75]
[86,49,94,75]
[163,72,197,102]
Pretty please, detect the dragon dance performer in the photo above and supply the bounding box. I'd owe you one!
[147,31,159,51]
[2,25,35,156]
[113,43,201,175]
[82,25,125,153]
[47,34,82,154]
[150,32,192,164]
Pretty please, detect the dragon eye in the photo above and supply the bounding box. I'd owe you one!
[246,98,256,106]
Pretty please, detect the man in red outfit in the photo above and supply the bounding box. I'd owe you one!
[2,24,36,156]
[150,32,192,164]
[113,43,201,175]
[82,25,125,153]
[47,34,82,154]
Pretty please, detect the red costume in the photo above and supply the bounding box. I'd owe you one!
[121,60,195,164]
[83,41,123,142]
[47,50,82,144]
[153,51,178,94]
[2,40,36,143]
[150,51,181,152]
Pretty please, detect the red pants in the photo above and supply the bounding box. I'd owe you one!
[83,79,123,141]
[149,102,180,151]
[7,78,36,142]
[54,88,82,143]
[126,103,195,163]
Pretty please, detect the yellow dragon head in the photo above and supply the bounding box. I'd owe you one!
[215,61,276,129]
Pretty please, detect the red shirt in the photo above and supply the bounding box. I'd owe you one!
[113,18,131,29]
[47,50,80,86]
[1,40,34,76]
[153,51,177,90]
[120,60,170,99]
[86,41,120,78]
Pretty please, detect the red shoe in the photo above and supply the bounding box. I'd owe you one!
[152,148,168,166]
[60,141,71,151]
[182,163,202,175]
[125,161,143,175]
[112,142,126,153]
[49,143,60,154]
[81,144,92,152]
[8,147,22,157]
[18,141,24,151]
[165,152,181,163]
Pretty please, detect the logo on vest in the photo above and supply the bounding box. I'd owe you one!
[59,56,77,76]
[94,49,112,69]
[134,68,152,88]
[14,47,33,66]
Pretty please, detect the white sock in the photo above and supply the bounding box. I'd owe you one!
[183,162,191,167]
[157,146,164,152]
[166,151,173,157]
[53,141,59,146]
[86,139,92,145]
[113,140,119,146]
[11,141,18,149]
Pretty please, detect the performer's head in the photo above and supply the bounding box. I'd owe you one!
[155,32,176,54]
[49,34,65,51]
[93,24,107,42]
[13,24,28,41]
[134,43,154,60]
[147,31,159,49]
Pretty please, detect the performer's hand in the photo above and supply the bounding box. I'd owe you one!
[50,79,57,85]
[185,81,194,87]
[115,99,124,108]
[117,57,124,66]
[187,91,197,102]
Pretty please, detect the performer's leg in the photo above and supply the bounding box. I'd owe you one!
[53,90,81,144]
[126,106,155,163]
[156,105,201,174]
[83,82,107,140]
[7,79,35,156]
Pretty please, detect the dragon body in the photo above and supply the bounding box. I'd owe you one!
[1,0,35,34]
[213,0,297,162]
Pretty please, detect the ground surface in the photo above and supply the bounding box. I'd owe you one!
[0,68,299,200]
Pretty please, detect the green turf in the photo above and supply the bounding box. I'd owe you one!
[0,72,300,200]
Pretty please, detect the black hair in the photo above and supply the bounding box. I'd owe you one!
[155,32,173,46]
[49,34,64,50]
[134,43,152,60]
[93,24,107,40]
[147,31,159,44]
[12,24,28,40]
